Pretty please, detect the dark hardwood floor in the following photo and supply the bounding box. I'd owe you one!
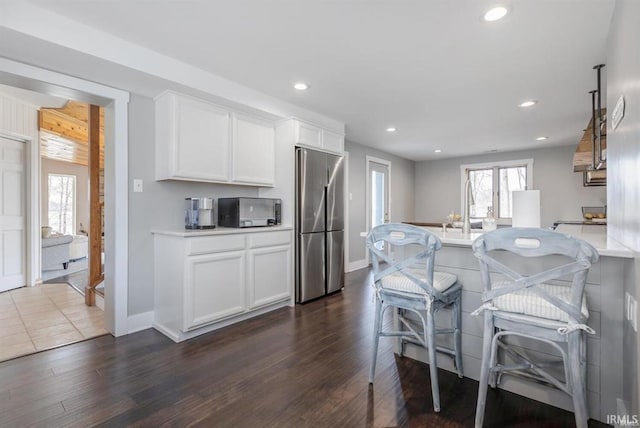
[0,269,609,427]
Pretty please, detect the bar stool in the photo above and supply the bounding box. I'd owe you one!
[471,228,599,428]
[366,223,463,412]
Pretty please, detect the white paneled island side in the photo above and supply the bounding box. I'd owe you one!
[397,224,632,423]
[152,226,293,342]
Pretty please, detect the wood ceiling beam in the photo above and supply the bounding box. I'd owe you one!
[86,104,104,306]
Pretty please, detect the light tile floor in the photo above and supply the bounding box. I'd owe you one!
[0,283,108,362]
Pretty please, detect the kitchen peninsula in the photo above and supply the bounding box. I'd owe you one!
[398,224,632,423]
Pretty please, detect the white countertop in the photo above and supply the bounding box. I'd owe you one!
[415,225,634,258]
[152,225,293,237]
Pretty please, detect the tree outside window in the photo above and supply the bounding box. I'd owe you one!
[498,166,527,218]
[48,174,76,235]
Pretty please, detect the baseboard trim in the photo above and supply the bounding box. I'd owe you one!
[128,311,154,334]
[96,293,104,310]
[152,322,180,342]
[615,398,635,428]
[153,300,290,343]
[347,259,368,273]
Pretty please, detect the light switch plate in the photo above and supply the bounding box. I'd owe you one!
[626,292,637,332]
[133,179,143,193]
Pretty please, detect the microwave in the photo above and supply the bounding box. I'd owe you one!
[218,197,282,228]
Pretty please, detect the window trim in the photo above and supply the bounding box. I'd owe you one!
[460,158,533,225]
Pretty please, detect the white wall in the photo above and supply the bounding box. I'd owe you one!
[0,91,40,286]
[606,0,640,415]
[414,145,606,228]
[345,140,415,266]
[127,94,261,314]
[607,1,640,253]
[40,158,89,235]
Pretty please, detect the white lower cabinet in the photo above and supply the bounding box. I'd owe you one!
[153,228,293,342]
[183,251,246,330]
[248,245,291,309]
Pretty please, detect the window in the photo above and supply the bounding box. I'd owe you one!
[460,159,533,223]
[48,173,76,235]
[371,170,385,229]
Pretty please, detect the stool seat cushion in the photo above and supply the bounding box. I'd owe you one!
[381,270,457,294]
[492,281,588,322]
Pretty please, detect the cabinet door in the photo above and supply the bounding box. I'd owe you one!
[248,245,292,309]
[322,130,344,154]
[174,95,230,182]
[295,121,322,149]
[183,251,246,330]
[232,114,275,186]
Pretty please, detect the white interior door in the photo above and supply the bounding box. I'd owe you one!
[366,158,391,254]
[0,136,26,292]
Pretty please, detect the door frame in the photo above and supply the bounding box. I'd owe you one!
[0,57,130,337]
[365,155,392,265]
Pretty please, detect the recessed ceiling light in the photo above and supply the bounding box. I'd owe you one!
[293,82,309,91]
[386,127,397,132]
[484,6,508,22]
[518,100,538,108]
[434,149,442,153]
[535,136,548,141]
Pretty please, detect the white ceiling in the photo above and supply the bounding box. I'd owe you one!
[26,0,615,161]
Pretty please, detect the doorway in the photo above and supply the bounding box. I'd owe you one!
[39,101,105,306]
[366,156,391,257]
[0,57,129,337]
[0,88,108,362]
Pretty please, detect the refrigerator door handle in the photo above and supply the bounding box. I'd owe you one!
[326,230,345,294]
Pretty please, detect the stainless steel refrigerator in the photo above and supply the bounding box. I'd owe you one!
[295,147,345,303]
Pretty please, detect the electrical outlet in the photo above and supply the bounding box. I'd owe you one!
[133,179,143,193]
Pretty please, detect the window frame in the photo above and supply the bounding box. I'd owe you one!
[47,173,77,236]
[459,158,533,225]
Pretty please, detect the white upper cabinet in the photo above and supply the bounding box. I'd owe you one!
[174,95,230,181]
[291,119,344,154]
[232,114,275,186]
[155,91,275,186]
[322,129,344,154]
[295,121,323,149]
